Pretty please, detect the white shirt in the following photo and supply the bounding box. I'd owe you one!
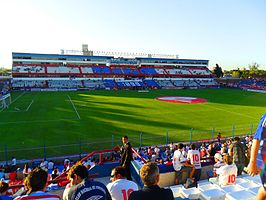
[187,149,201,169]
[11,158,16,165]
[216,164,238,186]
[106,179,138,200]
[173,149,187,171]
[48,162,54,170]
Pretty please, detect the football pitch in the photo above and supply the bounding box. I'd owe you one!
[0,88,265,160]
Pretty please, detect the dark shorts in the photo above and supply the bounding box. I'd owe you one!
[193,169,202,181]
[175,166,193,184]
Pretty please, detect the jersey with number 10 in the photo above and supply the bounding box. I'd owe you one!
[187,150,201,169]
[216,164,237,186]
[106,179,138,200]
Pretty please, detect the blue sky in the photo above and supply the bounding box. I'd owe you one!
[0,0,265,70]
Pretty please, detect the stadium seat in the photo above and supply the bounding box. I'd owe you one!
[180,187,200,199]
[200,188,225,200]
[225,190,255,200]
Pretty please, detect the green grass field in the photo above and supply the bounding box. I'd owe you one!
[0,88,265,160]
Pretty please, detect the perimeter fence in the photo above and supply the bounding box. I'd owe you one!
[0,123,256,164]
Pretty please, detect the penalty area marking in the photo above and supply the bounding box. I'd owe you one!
[67,95,81,120]
[0,92,26,112]
[26,100,34,111]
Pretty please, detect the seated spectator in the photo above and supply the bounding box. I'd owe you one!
[154,146,160,155]
[63,163,111,200]
[173,143,195,185]
[51,167,60,180]
[187,144,202,181]
[47,160,54,170]
[128,162,174,200]
[209,154,237,186]
[213,153,225,176]
[22,163,31,177]
[220,143,227,155]
[207,143,216,161]
[15,167,60,200]
[0,181,13,200]
[107,166,138,200]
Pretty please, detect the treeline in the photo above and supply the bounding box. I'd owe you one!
[213,63,266,78]
[0,68,11,76]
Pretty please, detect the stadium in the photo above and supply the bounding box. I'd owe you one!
[0,47,265,199]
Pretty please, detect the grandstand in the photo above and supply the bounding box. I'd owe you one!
[0,76,11,110]
[12,52,217,90]
[2,51,264,199]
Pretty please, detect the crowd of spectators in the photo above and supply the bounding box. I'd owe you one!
[0,133,259,200]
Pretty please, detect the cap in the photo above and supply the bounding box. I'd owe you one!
[214,153,223,161]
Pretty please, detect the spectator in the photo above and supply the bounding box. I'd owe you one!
[63,163,111,200]
[220,143,227,155]
[119,136,133,180]
[15,167,60,200]
[154,146,160,155]
[217,132,222,143]
[51,167,60,180]
[207,143,216,160]
[187,144,202,181]
[22,163,31,177]
[0,181,13,200]
[128,162,174,200]
[209,154,237,186]
[173,143,195,185]
[246,113,266,200]
[212,153,225,177]
[11,157,16,166]
[47,160,54,170]
[232,137,247,175]
[107,166,138,200]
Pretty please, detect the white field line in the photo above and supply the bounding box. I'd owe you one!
[199,103,257,120]
[0,92,26,112]
[11,92,26,105]
[67,95,81,120]
[25,100,34,111]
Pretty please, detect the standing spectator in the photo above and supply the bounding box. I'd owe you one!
[120,136,133,180]
[107,166,138,200]
[217,132,222,143]
[173,143,195,185]
[187,144,202,181]
[15,167,60,200]
[0,181,13,200]
[209,154,237,186]
[63,164,111,200]
[128,162,174,200]
[11,157,16,166]
[246,113,266,200]
[232,137,247,175]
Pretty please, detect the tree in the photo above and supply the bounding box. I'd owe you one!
[248,63,259,78]
[212,64,224,78]
[0,68,11,76]
[232,70,241,78]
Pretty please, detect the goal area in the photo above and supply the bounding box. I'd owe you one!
[0,93,11,109]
